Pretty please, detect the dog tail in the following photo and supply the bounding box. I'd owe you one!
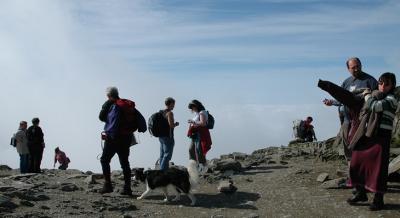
[188,160,199,190]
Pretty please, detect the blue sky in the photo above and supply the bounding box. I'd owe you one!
[1,0,399,172]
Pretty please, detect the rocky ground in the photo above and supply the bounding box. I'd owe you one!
[1,139,400,218]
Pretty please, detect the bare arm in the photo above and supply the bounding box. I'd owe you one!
[166,111,178,128]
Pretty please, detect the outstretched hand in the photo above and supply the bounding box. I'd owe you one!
[323,99,333,106]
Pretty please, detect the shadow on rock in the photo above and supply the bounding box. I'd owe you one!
[383,203,400,211]
[242,165,289,176]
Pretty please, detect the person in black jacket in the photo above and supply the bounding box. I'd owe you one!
[27,117,45,173]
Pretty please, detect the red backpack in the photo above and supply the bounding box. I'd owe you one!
[115,99,138,135]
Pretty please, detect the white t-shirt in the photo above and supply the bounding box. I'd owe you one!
[192,110,208,124]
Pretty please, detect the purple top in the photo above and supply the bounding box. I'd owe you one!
[104,104,120,139]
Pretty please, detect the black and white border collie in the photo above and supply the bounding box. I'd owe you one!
[134,160,199,206]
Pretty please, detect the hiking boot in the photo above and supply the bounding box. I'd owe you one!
[369,193,384,211]
[120,188,133,196]
[99,183,113,194]
[346,192,368,205]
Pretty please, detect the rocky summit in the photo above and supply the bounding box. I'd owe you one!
[1,139,400,218]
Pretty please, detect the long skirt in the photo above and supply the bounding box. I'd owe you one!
[348,132,391,193]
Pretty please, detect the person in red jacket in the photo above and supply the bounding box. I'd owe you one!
[187,100,212,174]
[54,147,70,170]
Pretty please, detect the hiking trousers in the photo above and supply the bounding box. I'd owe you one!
[28,145,44,173]
[159,137,175,171]
[100,134,132,186]
[19,154,30,174]
[189,133,206,164]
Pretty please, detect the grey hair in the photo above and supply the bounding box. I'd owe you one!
[106,86,119,98]
[346,57,362,68]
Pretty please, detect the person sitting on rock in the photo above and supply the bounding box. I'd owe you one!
[54,147,70,170]
[297,117,317,142]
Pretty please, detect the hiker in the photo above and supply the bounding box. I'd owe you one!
[54,147,70,170]
[158,97,179,171]
[14,121,30,174]
[187,99,212,174]
[298,117,317,142]
[318,72,398,210]
[99,87,135,195]
[27,118,45,173]
[322,57,378,161]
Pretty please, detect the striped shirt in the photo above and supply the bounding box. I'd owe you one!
[365,93,398,130]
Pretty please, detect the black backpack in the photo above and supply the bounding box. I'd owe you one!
[10,134,16,147]
[207,111,215,129]
[135,108,147,133]
[27,126,44,145]
[148,110,170,137]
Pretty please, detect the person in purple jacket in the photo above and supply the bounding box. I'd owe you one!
[98,87,133,196]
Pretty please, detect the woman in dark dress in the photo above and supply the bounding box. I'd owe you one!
[319,72,397,210]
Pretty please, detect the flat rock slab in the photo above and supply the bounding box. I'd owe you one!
[320,177,347,189]
[60,183,80,192]
[389,155,400,174]
[6,173,37,180]
[213,159,242,172]
[316,173,329,182]
[0,194,18,209]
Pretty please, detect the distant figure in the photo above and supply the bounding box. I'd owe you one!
[158,97,179,171]
[27,118,45,173]
[54,147,70,170]
[15,121,30,174]
[294,117,317,142]
[99,87,135,196]
[322,57,378,161]
[187,100,212,174]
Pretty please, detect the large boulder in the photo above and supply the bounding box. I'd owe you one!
[60,183,80,192]
[220,152,248,161]
[217,180,237,194]
[212,158,242,172]
[0,165,12,171]
[0,194,18,210]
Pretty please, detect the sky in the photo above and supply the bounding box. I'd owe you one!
[1,0,399,172]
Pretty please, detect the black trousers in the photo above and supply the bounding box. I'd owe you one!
[100,134,132,185]
[29,145,44,173]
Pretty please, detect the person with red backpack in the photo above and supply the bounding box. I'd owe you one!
[99,87,136,196]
